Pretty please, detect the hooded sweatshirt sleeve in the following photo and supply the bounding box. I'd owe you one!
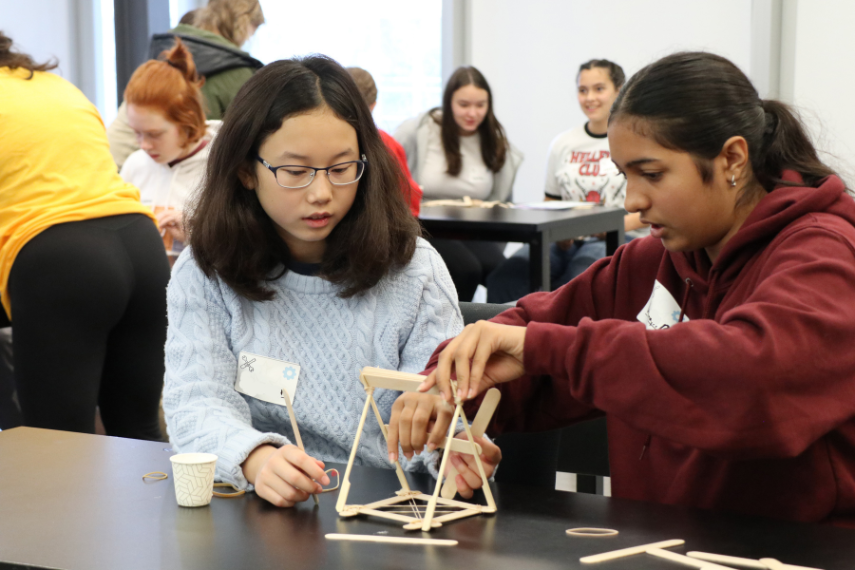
[521,221,855,461]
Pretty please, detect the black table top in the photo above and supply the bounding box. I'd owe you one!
[0,427,852,570]
[419,205,625,232]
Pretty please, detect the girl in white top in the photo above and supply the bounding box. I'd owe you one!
[395,66,523,301]
[120,39,214,258]
[487,59,648,303]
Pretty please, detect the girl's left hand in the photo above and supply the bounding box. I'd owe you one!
[156,209,186,242]
[444,434,501,499]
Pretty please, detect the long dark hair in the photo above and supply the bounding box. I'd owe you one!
[610,52,836,203]
[434,66,508,176]
[0,31,58,78]
[189,55,420,301]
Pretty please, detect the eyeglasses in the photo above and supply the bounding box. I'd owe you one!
[257,154,367,189]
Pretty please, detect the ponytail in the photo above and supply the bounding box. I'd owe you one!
[755,100,836,191]
[124,38,207,147]
[0,31,57,78]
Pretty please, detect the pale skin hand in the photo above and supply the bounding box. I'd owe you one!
[387,392,502,498]
[155,209,186,242]
[241,444,330,508]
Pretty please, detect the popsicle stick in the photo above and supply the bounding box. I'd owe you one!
[325,533,457,546]
[647,547,740,570]
[441,388,501,499]
[580,539,684,564]
[687,552,823,570]
[280,388,319,506]
[760,559,813,570]
[359,367,441,395]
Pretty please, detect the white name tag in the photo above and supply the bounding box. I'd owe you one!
[234,351,300,406]
[636,280,690,330]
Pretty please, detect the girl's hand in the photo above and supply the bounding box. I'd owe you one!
[387,392,454,463]
[445,435,502,499]
[241,444,330,508]
[419,321,527,404]
[156,209,186,242]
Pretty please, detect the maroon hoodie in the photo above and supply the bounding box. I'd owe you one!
[428,172,855,524]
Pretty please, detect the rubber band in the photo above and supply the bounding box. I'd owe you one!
[318,468,340,494]
[212,483,245,498]
[142,471,168,481]
[566,527,619,537]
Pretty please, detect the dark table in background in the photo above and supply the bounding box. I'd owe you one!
[419,205,626,293]
[0,427,851,570]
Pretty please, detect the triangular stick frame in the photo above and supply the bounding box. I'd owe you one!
[335,367,498,531]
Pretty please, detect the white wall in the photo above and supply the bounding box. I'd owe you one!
[2,0,78,82]
[468,0,753,202]
[789,0,855,185]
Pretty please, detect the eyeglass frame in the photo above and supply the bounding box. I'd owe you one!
[256,154,368,189]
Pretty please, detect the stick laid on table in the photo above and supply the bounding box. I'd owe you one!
[580,539,685,564]
[647,547,741,570]
[325,534,458,546]
[687,551,824,570]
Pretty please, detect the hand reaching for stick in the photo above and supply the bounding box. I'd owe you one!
[241,444,330,507]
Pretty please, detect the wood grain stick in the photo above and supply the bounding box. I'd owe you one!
[579,539,685,564]
[687,552,823,570]
[325,533,457,546]
[441,388,500,499]
[647,547,740,570]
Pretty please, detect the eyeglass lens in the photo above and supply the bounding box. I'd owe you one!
[276,161,364,188]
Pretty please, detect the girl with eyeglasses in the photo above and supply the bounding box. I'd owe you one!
[121,39,219,261]
[163,55,494,508]
[389,52,855,525]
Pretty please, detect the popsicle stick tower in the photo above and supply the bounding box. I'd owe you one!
[336,367,500,531]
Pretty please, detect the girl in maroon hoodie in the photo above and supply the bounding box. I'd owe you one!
[387,52,855,525]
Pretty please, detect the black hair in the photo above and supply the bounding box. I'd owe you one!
[189,55,419,300]
[578,59,625,90]
[610,51,837,203]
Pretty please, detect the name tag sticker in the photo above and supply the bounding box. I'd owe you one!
[637,280,690,330]
[235,351,300,406]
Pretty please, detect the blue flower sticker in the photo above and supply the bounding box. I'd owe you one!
[671,310,681,323]
[283,366,297,381]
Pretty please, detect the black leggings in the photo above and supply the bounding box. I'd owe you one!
[7,214,170,440]
[427,239,506,302]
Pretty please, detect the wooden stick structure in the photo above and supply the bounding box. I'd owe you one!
[336,367,500,532]
[687,552,824,570]
[325,533,457,546]
[280,388,319,506]
[580,539,685,564]
[441,388,501,499]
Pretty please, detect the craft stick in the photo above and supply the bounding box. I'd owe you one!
[759,559,812,570]
[687,552,823,570]
[422,402,463,531]
[325,534,457,546]
[458,405,496,512]
[647,548,739,570]
[336,388,374,513]
[442,388,501,499]
[580,539,685,564]
[360,367,441,395]
[371,400,410,491]
[280,388,319,506]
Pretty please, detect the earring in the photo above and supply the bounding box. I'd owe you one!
[730,175,737,187]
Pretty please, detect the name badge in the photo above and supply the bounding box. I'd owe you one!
[234,351,300,406]
[636,280,690,330]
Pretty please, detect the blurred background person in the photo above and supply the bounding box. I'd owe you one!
[396,66,523,301]
[121,38,220,262]
[347,66,422,216]
[107,0,264,168]
[0,32,170,439]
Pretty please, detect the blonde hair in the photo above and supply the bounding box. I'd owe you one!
[195,0,265,47]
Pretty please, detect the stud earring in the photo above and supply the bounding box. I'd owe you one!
[730,175,737,187]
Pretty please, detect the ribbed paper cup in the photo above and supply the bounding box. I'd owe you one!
[169,453,218,507]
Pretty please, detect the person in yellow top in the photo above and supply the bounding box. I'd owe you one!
[0,32,170,440]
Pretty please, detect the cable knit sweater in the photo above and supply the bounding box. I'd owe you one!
[163,237,463,489]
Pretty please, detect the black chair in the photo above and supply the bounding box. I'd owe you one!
[458,302,609,494]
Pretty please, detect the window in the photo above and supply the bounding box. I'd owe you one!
[246,0,443,134]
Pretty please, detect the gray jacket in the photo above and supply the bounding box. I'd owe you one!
[394,112,524,202]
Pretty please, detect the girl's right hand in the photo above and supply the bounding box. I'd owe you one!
[241,444,330,507]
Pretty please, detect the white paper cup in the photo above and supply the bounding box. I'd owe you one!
[169,453,218,507]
